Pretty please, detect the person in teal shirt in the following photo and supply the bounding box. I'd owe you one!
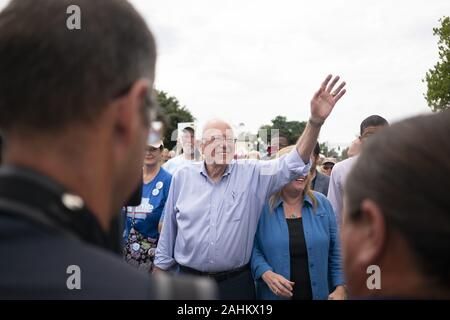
[251,146,345,300]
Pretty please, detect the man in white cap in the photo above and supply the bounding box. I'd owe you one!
[123,138,172,272]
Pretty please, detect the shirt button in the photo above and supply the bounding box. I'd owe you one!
[209,260,214,264]
[210,242,214,245]
[310,263,314,267]
[312,282,316,286]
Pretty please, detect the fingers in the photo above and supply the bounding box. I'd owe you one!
[321,74,332,90]
[332,81,346,96]
[273,281,292,297]
[334,89,346,103]
[278,278,294,292]
[326,75,340,93]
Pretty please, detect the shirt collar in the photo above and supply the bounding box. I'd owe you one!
[199,161,234,179]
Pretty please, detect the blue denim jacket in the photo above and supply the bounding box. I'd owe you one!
[251,191,344,300]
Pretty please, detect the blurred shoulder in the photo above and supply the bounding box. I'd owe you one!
[159,167,172,180]
[333,156,359,171]
[171,161,203,180]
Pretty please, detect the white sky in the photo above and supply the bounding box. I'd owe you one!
[1,0,447,147]
[129,0,448,147]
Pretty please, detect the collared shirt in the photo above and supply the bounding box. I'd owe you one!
[327,155,359,225]
[155,148,310,272]
[162,151,202,175]
[251,192,344,300]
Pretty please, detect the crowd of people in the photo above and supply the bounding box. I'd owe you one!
[0,0,449,300]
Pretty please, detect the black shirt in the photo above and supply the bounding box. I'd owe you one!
[286,217,313,300]
[0,166,157,299]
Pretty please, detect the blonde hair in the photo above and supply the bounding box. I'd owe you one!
[269,145,318,212]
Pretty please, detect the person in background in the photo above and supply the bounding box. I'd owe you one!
[124,139,172,272]
[342,111,450,299]
[155,75,347,299]
[251,146,345,300]
[309,142,330,196]
[347,138,361,158]
[163,126,200,175]
[321,158,336,176]
[327,115,388,225]
[160,148,171,164]
[266,134,290,159]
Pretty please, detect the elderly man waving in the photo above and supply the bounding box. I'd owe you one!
[155,75,347,299]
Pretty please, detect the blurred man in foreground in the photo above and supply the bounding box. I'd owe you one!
[342,111,450,299]
[0,0,214,299]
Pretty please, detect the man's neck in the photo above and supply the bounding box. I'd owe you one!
[205,162,228,182]
[4,135,114,232]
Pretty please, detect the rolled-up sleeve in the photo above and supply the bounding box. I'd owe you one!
[154,175,178,270]
[256,148,311,200]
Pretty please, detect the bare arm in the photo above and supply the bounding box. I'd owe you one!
[296,75,346,163]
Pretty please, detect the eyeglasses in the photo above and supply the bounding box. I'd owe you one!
[145,146,161,153]
[202,136,235,144]
[113,82,159,129]
[322,165,334,170]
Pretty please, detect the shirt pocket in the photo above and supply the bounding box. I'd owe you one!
[222,191,245,222]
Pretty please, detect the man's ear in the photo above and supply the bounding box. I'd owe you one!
[356,199,388,266]
[112,79,150,147]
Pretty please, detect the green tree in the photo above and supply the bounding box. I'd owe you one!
[259,116,307,145]
[156,90,195,150]
[424,16,450,112]
[340,147,349,161]
[320,142,339,158]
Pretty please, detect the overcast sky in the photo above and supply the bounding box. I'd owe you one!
[129,0,447,147]
[1,0,447,147]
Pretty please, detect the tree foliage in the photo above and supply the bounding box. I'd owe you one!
[259,116,307,145]
[424,16,450,112]
[156,90,195,150]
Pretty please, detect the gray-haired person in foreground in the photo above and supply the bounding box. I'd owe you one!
[155,74,347,299]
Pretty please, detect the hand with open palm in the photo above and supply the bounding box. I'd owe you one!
[310,74,346,125]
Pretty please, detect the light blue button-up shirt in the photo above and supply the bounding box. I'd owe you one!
[155,148,310,272]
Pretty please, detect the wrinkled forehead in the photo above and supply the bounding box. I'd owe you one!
[202,121,234,139]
